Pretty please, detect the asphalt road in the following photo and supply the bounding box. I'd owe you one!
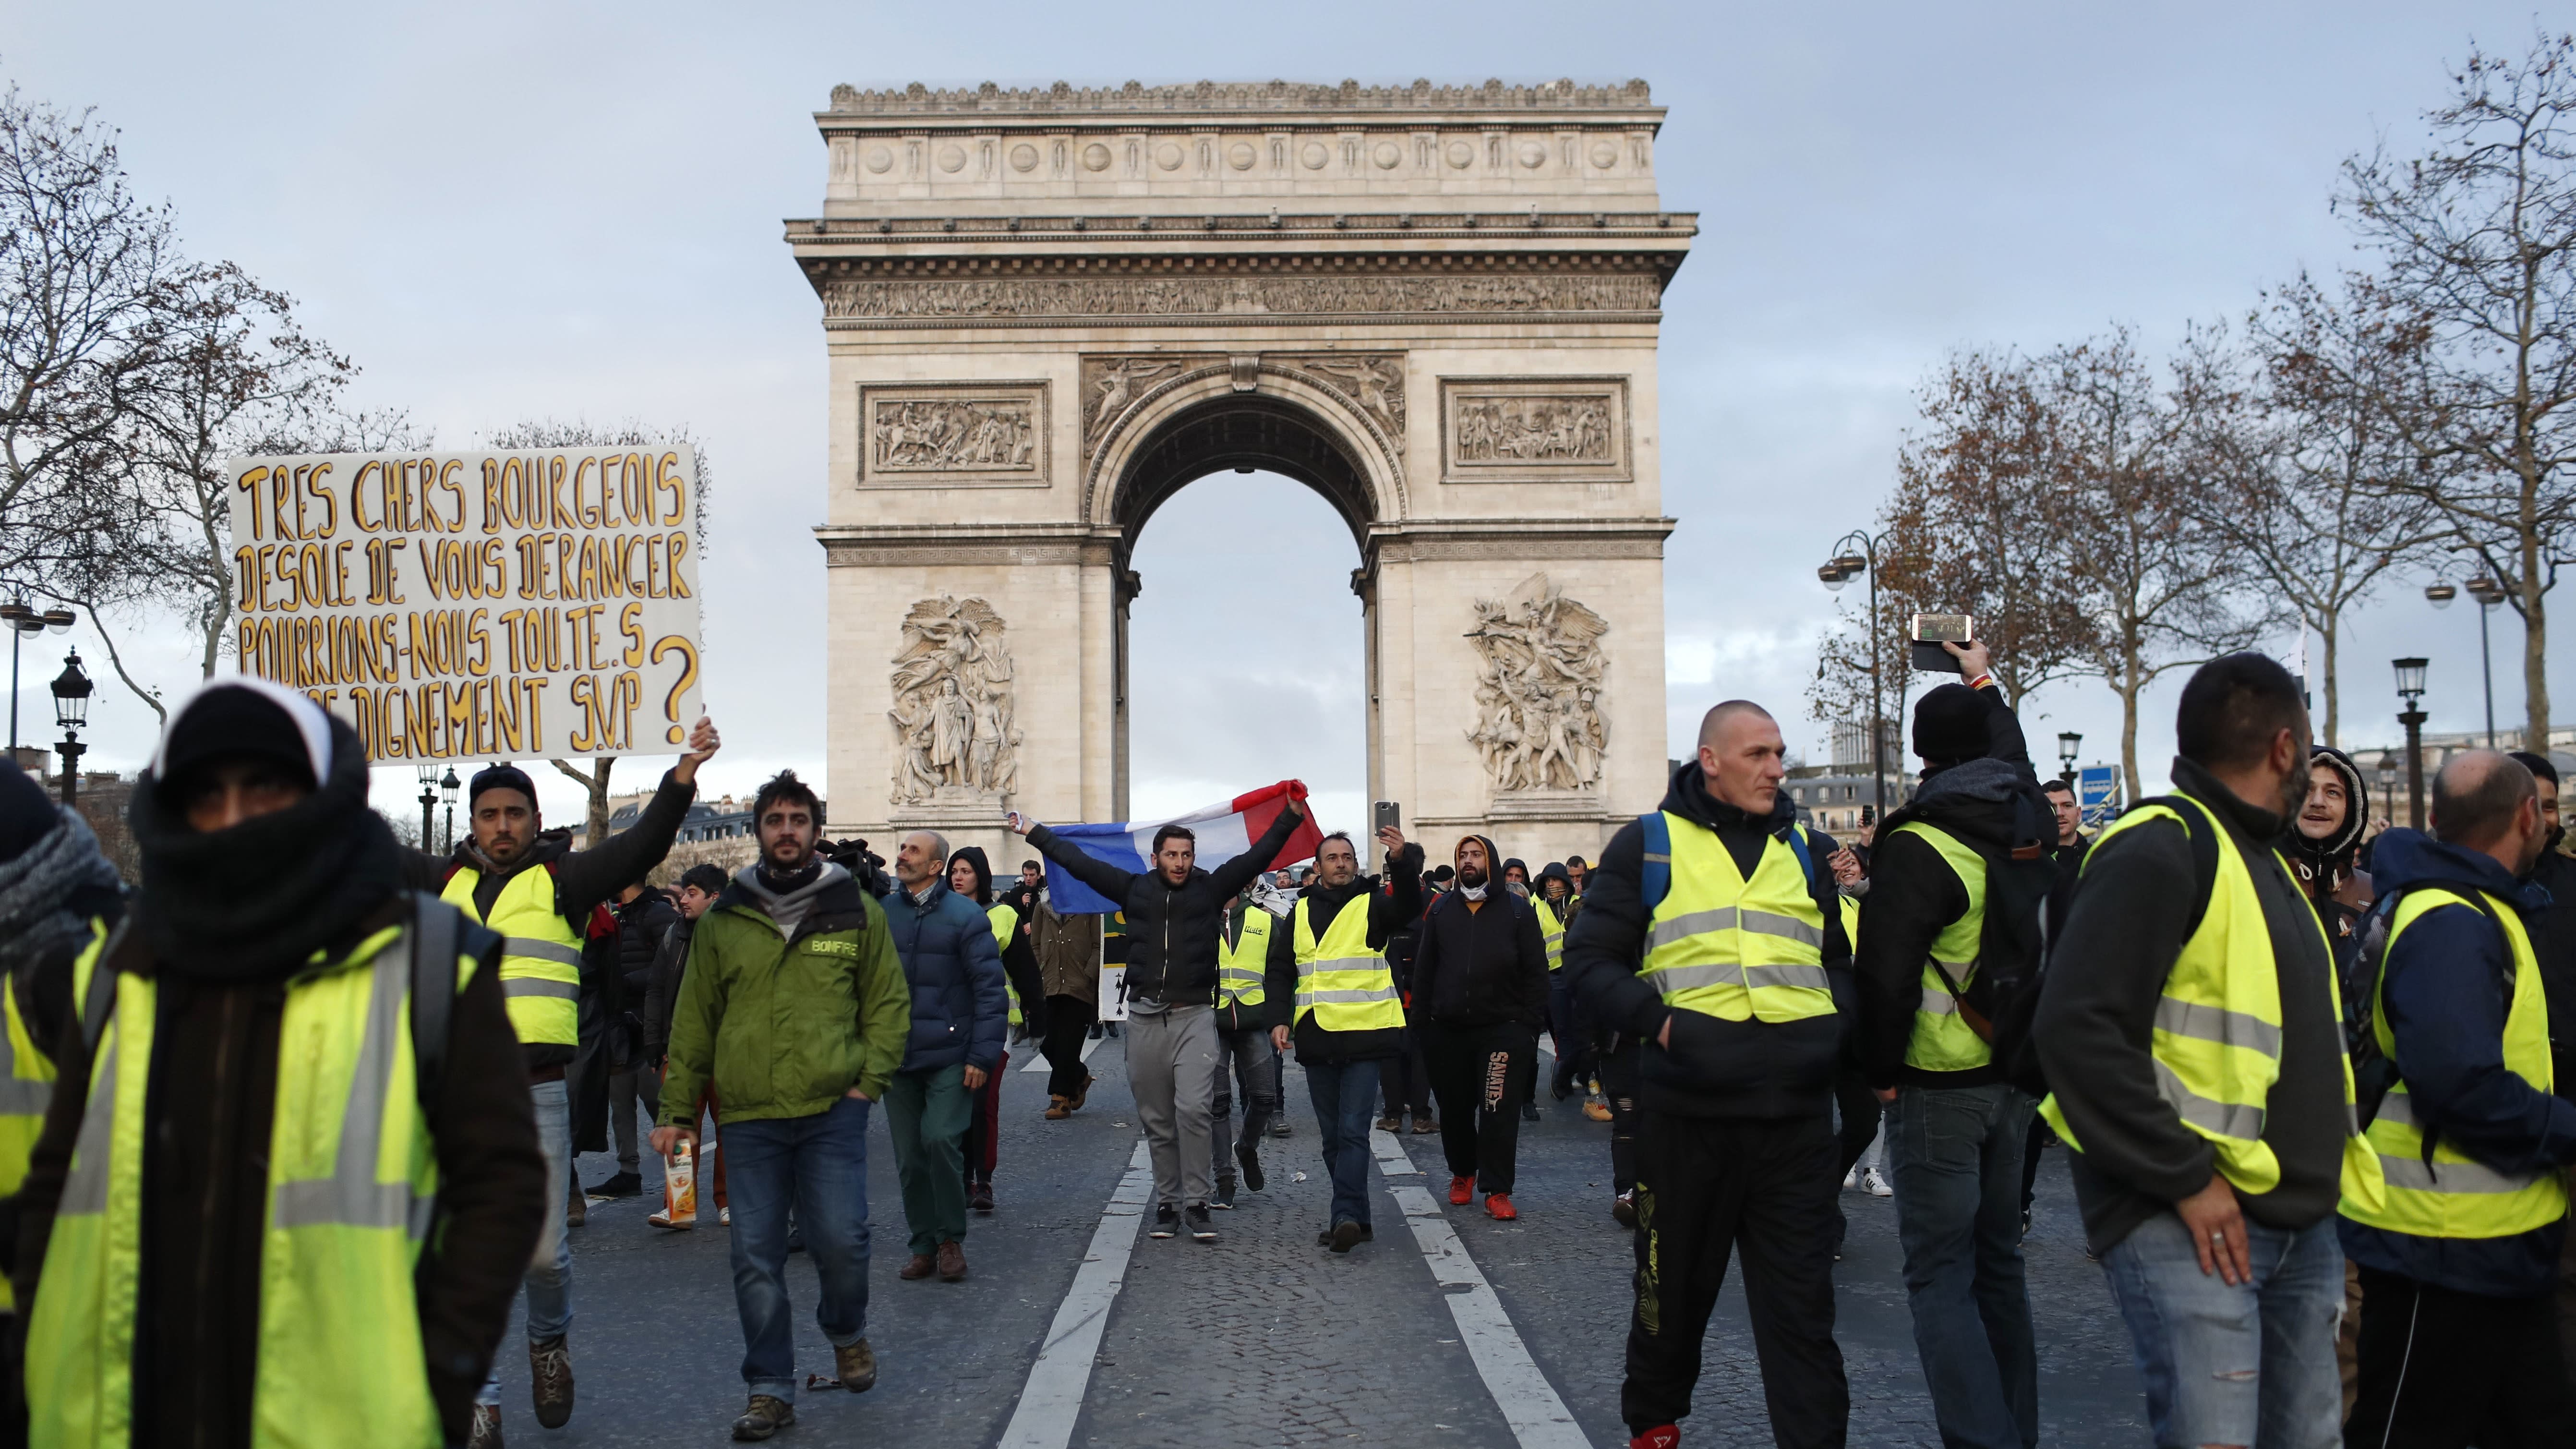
[490,1034,2150,1447]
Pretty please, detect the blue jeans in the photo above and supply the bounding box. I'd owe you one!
[1886,1084,2038,1449]
[724,1096,875,1402]
[479,1076,573,1405]
[2100,1209,2344,1449]
[1304,1058,1383,1229]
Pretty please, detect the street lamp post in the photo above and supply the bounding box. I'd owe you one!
[1818,531,1888,823]
[2056,731,2082,791]
[440,767,460,852]
[415,763,438,851]
[2427,578,2505,746]
[1,603,76,754]
[2395,657,2430,830]
[2375,750,2399,827]
[48,650,91,808]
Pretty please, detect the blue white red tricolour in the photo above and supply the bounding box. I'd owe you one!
[1035,780,1321,915]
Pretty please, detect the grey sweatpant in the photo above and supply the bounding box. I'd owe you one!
[1127,1004,1220,1208]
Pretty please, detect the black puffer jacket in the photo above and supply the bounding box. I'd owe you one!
[609,891,677,1067]
[1565,761,1852,1120]
[1411,886,1550,1029]
[1026,807,1302,1006]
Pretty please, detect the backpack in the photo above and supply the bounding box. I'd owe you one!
[1865,795,2059,1094]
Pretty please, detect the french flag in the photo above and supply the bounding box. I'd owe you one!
[1038,780,1322,916]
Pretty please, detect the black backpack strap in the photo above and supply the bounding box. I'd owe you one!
[409,893,459,1120]
[78,919,132,1056]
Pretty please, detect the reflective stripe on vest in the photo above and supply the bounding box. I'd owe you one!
[1888,821,1991,1073]
[1219,908,1272,1010]
[441,866,580,1046]
[0,918,98,1315]
[27,923,472,1448]
[1534,897,1567,970]
[1641,813,1834,1024]
[1290,896,1401,1032]
[2338,887,2567,1240]
[2038,796,2383,1210]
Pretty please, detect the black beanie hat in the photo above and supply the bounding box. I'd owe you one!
[152,680,325,802]
[2511,749,2560,788]
[0,756,55,864]
[469,763,540,808]
[1912,683,1989,765]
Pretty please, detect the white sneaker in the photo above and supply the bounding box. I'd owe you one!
[720,1206,731,1226]
[1841,1169,1856,1191]
[1862,1167,1892,1197]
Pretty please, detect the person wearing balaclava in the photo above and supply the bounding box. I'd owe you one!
[1851,640,2048,1449]
[394,712,721,1442]
[12,678,545,1449]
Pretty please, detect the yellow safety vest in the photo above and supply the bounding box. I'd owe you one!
[27,921,475,1449]
[0,919,106,1315]
[2339,886,2567,1240]
[1887,822,1991,1073]
[1641,815,1835,1024]
[1533,897,1568,971]
[987,902,1022,1028]
[1290,895,1402,1033]
[2040,795,2383,1208]
[1219,908,1272,1010]
[440,866,579,1046]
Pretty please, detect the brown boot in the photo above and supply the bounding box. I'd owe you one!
[730,1395,794,1441]
[833,1338,878,1392]
[937,1240,968,1282]
[1045,1095,1071,1120]
[528,1335,574,1428]
[899,1253,935,1280]
[1069,1073,1094,1111]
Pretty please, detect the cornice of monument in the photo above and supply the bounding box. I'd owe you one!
[818,77,1664,127]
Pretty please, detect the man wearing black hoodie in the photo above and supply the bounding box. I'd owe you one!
[1412,833,1549,1220]
[1853,642,2045,1449]
[13,678,545,1449]
[1565,698,1853,1449]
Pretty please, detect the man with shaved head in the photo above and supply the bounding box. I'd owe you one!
[2342,748,2576,1443]
[1565,695,1855,1449]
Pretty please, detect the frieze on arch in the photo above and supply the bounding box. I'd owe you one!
[819,272,1661,323]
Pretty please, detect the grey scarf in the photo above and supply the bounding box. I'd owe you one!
[734,859,849,936]
[0,808,123,977]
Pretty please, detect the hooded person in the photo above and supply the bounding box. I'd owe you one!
[1532,860,1599,1115]
[947,844,1010,1214]
[11,677,546,1449]
[1409,833,1550,1220]
[2283,745,2373,979]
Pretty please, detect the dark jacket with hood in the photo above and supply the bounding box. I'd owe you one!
[2341,828,2576,1297]
[1028,806,1302,1006]
[1564,762,1853,1121]
[2282,745,2373,985]
[1855,680,2047,1089]
[609,888,678,1068]
[2033,756,2348,1256]
[879,873,1009,1075]
[1262,844,1426,1063]
[0,784,126,1073]
[1410,835,1550,1030]
[397,768,698,1074]
[12,706,545,1448]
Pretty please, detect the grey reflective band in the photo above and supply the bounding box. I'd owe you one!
[2371,1100,2550,1193]
[2152,996,2283,1060]
[2152,1058,2265,1142]
[57,1036,117,1218]
[273,936,429,1235]
[1643,962,1832,994]
[1647,906,1824,954]
[1303,955,1385,974]
[501,937,583,966]
[0,1012,47,1117]
[1918,982,1958,1016]
[503,978,581,1000]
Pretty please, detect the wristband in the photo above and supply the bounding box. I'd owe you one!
[1965,672,1996,692]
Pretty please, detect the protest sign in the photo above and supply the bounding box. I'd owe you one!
[223,447,704,762]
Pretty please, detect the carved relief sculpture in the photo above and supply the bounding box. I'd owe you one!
[1283,354,1406,441]
[1466,573,1610,792]
[890,595,1022,803]
[1456,395,1610,461]
[1441,377,1633,484]
[860,384,1048,486]
[1079,354,1221,456]
[825,274,1662,323]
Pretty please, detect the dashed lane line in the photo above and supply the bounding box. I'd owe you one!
[994,1135,1152,1449]
[1372,1127,1594,1449]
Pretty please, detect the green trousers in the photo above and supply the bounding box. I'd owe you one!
[885,1062,972,1256]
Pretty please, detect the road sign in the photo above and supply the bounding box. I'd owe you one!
[2079,765,2119,827]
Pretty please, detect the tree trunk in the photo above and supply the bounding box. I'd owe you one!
[2526,575,2551,754]
[550,757,615,847]
[2319,615,2340,748]
[2119,652,2143,809]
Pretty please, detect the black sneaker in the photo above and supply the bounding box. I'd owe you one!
[1237,1143,1265,1192]
[1269,1117,1292,1139]
[1150,1204,1179,1239]
[1212,1175,1236,1209]
[1328,1219,1365,1253]
[586,1170,642,1198]
[1087,1022,1103,1040]
[1520,1102,1541,1123]
[1187,1204,1218,1242]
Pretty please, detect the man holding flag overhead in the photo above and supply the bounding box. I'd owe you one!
[1008,782,1314,1243]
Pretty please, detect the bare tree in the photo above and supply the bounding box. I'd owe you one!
[481,417,714,845]
[2343,32,2576,749]
[2199,289,2439,744]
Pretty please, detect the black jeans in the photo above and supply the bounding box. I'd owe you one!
[1424,1020,1537,1194]
[2348,1266,2576,1448]
[1600,1040,1641,1194]
[1041,995,1095,1099]
[1381,1025,1434,1120]
[1624,1111,1848,1445]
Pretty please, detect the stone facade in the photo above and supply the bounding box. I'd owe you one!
[794,79,1691,869]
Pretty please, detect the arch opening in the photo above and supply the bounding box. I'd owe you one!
[1107,394,1379,554]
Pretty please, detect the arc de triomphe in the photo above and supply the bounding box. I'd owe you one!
[790,78,1695,867]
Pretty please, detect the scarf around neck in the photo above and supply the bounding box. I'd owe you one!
[0,807,123,977]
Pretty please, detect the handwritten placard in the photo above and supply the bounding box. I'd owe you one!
[223,447,703,761]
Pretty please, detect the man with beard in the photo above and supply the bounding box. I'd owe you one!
[2036,655,2372,1449]
[655,771,911,1441]
[1265,826,1422,1253]
[402,716,720,1441]
[1565,699,1853,1449]
[2342,751,2576,1443]
[1411,834,1550,1220]
[14,678,545,1449]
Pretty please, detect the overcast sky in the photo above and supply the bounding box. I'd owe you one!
[3,1,2563,835]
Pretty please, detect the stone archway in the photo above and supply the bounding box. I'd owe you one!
[798,77,1692,869]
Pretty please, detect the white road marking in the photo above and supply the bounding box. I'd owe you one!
[1374,1128,1593,1449]
[1019,1031,1112,1072]
[995,1136,1153,1449]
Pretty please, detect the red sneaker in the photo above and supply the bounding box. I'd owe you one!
[1448,1176,1474,1206]
[1485,1192,1517,1220]
[1630,1427,1680,1449]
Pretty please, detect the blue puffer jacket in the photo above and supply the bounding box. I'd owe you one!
[880,880,1010,1074]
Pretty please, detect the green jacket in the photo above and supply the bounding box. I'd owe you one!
[660,866,911,1124]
